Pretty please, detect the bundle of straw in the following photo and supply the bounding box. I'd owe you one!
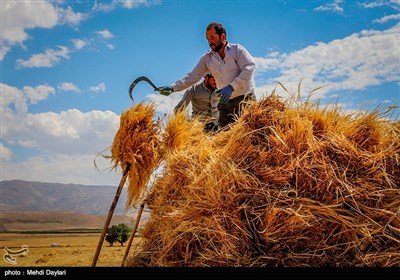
[111,102,161,208]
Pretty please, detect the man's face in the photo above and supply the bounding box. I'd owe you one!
[205,76,217,91]
[206,29,226,52]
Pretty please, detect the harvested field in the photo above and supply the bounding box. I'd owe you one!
[0,233,142,267]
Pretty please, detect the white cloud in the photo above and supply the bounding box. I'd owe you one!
[14,30,113,69]
[92,0,160,12]
[92,1,116,12]
[0,0,58,58]
[360,0,400,24]
[72,39,88,50]
[28,111,81,139]
[360,0,400,10]
[2,101,122,183]
[42,110,118,156]
[314,0,344,13]
[0,83,28,114]
[360,2,383,9]
[89,83,106,93]
[97,29,114,39]
[106,44,115,50]
[2,154,122,185]
[0,0,89,61]
[16,139,37,148]
[0,0,155,62]
[59,6,89,26]
[254,23,400,99]
[16,46,70,68]
[3,107,120,156]
[253,52,283,72]
[0,143,12,160]
[2,83,120,158]
[58,82,81,93]
[373,13,400,23]
[120,0,158,9]
[23,84,55,104]
[0,45,10,61]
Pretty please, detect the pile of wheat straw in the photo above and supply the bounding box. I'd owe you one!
[119,94,399,267]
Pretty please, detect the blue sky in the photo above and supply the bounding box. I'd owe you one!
[1,0,399,186]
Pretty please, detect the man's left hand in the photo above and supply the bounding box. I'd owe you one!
[217,85,234,104]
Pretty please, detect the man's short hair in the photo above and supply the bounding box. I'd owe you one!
[206,22,226,37]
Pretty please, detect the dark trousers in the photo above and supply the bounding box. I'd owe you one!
[217,92,256,128]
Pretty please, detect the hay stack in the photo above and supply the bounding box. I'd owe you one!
[115,95,399,267]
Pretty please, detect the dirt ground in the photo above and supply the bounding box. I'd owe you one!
[0,233,143,267]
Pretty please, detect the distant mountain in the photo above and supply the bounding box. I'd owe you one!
[0,179,129,215]
[0,180,151,232]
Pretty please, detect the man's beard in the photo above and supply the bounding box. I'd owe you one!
[206,83,217,91]
[205,81,216,91]
[210,40,224,52]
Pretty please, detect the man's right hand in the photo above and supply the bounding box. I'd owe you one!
[157,86,174,96]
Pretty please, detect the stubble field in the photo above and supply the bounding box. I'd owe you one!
[0,233,142,267]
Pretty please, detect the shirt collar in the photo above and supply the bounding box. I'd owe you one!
[208,41,230,55]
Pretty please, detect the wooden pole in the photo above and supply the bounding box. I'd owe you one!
[91,163,131,267]
[121,199,146,267]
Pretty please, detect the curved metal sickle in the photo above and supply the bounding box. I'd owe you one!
[128,76,159,101]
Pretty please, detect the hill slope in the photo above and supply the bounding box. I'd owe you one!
[0,179,128,215]
[0,180,148,232]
